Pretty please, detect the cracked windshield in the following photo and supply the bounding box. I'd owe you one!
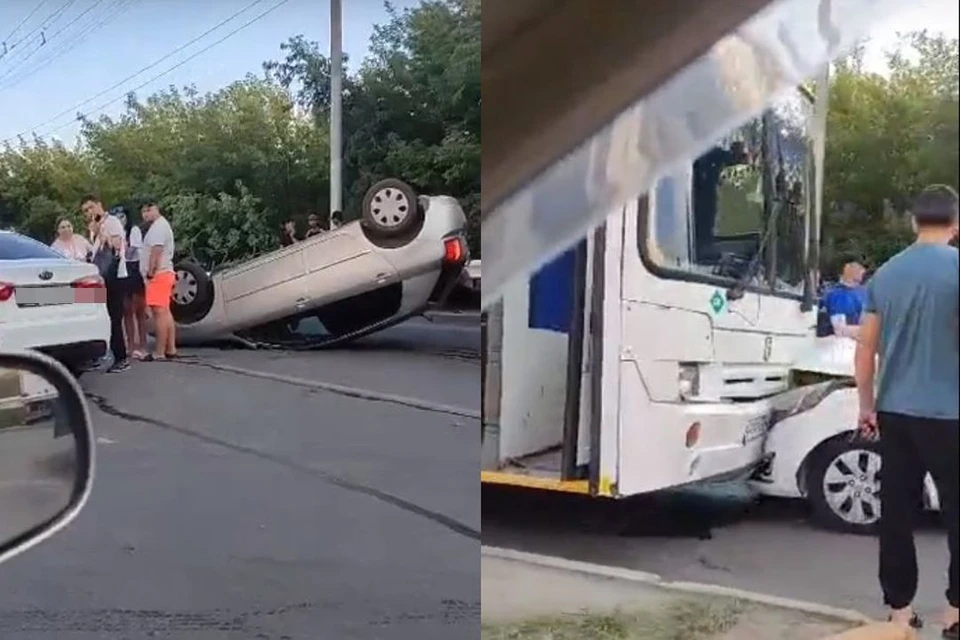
[645,88,813,297]
[0,0,479,638]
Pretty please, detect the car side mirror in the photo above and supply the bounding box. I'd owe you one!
[0,351,93,566]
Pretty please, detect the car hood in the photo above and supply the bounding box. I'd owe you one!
[792,336,856,378]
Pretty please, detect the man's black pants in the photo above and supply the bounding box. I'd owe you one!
[878,412,959,610]
[105,278,127,362]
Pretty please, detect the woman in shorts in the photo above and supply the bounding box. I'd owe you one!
[114,207,149,360]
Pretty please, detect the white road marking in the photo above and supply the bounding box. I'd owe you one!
[184,361,480,419]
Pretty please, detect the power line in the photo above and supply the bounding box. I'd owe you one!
[16,0,293,143]
[2,0,49,50]
[14,0,267,133]
[0,0,101,82]
[0,0,135,90]
[2,0,78,58]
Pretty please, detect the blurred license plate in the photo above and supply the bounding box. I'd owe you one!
[16,286,73,306]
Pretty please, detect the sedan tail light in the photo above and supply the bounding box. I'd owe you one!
[71,275,105,289]
[72,275,106,303]
[443,236,467,265]
[0,282,14,303]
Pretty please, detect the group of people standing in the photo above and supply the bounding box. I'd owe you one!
[51,195,179,373]
[279,210,342,247]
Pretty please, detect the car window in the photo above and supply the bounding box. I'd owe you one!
[0,233,66,260]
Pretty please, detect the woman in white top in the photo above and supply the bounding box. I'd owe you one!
[50,218,93,261]
[115,207,149,360]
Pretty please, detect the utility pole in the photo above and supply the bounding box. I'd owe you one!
[329,0,343,217]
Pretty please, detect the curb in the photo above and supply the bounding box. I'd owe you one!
[482,546,874,625]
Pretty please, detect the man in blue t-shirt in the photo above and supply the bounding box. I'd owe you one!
[819,258,866,338]
[854,185,959,635]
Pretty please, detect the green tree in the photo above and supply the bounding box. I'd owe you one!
[822,31,958,270]
[265,0,481,253]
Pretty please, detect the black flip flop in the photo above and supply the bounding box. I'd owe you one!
[944,621,959,639]
[141,354,167,362]
[888,612,923,629]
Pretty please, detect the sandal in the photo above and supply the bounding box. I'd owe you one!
[132,350,146,360]
[888,612,923,630]
[141,353,167,362]
[944,621,959,639]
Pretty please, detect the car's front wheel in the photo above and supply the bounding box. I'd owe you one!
[171,260,214,325]
[806,435,882,535]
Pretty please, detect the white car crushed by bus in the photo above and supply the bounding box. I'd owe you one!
[167,179,470,348]
[748,335,941,535]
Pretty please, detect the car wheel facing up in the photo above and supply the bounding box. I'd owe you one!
[361,178,423,238]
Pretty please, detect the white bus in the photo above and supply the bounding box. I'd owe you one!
[481,85,828,498]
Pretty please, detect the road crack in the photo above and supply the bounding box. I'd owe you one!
[84,393,481,542]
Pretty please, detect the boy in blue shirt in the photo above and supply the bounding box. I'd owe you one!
[820,257,866,338]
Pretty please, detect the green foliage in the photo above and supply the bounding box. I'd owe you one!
[0,0,480,260]
[822,31,959,272]
[265,0,481,253]
[163,183,277,269]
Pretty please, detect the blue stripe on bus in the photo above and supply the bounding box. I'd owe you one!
[528,245,577,333]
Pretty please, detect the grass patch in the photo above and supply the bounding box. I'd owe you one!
[482,599,744,640]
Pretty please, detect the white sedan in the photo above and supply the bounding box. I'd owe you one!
[750,337,940,535]
[0,231,109,375]
[169,179,470,348]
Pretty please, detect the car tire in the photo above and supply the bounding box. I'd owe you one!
[361,178,422,237]
[805,435,882,535]
[171,260,214,325]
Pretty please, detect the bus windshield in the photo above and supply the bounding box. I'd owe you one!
[644,88,816,298]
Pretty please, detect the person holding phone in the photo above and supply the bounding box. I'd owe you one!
[855,185,959,637]
[81,195,130,373]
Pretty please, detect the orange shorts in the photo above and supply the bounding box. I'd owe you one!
[145,270,175,309]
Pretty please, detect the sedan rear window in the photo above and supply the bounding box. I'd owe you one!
[0,233,65,260]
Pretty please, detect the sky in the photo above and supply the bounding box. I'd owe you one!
[0,0,418,145]
[859,0,959,72]
[0,0,956,147]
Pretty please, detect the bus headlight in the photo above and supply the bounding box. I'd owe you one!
[678,364,700,399]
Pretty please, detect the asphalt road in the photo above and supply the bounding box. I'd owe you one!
[483,483,952,626]
[0,316,481,640]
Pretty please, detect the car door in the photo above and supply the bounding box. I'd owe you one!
[296,225,398,308]
[220,243,308,326]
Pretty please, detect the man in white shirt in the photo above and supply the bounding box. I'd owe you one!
[81,195,130,373]
[139,201,178,360]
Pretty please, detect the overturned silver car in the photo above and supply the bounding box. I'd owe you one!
[168,179,469,348]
